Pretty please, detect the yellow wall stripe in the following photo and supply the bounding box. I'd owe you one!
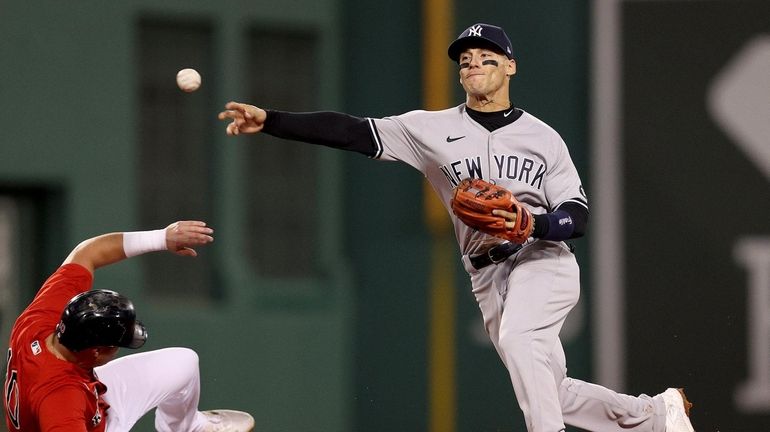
[422,1,455,431]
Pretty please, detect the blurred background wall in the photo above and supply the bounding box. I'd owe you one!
[0,1,767,431]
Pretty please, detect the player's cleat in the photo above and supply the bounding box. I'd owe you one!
[201,409,255,432]
[661,388,695,432]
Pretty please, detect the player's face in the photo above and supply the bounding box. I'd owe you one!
[458,48,515,98]
[93,346,120,366]
[73,346,120,369]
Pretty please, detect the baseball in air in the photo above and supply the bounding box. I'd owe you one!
[176,68,201,92]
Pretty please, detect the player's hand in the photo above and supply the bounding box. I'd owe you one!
[218,101,267,136]
[164,221,214,257]
[492,209,520,230]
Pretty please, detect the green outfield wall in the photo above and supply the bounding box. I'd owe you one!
[0,2,591,431]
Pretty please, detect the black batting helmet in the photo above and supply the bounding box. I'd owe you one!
[56,289,148,352]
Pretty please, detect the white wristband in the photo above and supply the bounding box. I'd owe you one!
[123,229,167,258]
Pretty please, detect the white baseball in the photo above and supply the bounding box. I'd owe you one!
[176,68,201,92]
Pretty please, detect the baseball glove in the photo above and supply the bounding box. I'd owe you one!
[450,178,534,244]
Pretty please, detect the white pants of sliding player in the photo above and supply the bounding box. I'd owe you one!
[94,347,211,432]
[462,240,668,432]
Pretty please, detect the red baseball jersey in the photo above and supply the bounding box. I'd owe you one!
[4,264,110,431]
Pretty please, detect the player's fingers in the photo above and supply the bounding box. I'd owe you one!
[492,209,518,229]
[170,221,213,238]
[178,222,214,235]
[178,236,212,247]
[188,234,214,244]
[174,247,198,257]
[173,235,212,251]
[177,220,207,227]
[225,101,258,120]
[189,228,214,239]
[224,101,250,112]
[184,227,214,238]
[219,110,244,121]
[492,209,513,218]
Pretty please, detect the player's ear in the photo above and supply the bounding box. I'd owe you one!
[506,59,517,77]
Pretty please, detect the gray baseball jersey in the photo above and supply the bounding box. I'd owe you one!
[369,104,587,255]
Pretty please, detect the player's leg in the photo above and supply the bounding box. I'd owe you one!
[550,340,684,432]
[497,241,579,432]
[95,347,211,432]
[460,254,508,359]
[97,348,255,432]
[550,340,661,431]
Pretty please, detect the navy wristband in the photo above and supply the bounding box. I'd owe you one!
[532,210,575,241]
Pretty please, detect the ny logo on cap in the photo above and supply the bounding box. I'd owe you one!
[468,25,483,37]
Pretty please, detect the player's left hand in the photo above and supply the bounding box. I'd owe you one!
[492,209,520,230]
[164,221,214,257]
[451,178,533,244]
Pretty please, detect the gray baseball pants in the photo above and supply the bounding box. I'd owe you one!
[462,240,668,432]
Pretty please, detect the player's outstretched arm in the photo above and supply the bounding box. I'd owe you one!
[218,101,267,136]
[218,102,380,156]
[62,221,214,274]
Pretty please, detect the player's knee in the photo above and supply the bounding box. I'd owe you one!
[498,327,531,352]
[160,347,200,381]
[172,347,200,373]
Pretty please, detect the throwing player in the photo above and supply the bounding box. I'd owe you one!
[3,220,255,431]
[218,22,694,432]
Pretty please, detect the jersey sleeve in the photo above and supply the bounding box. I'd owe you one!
[19,264,93,329]
[29,263,93,313]
[37,385,91,432]
[545,135,588,212]
[369,112,428,170]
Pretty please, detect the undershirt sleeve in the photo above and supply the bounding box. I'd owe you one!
[263,110,379,157]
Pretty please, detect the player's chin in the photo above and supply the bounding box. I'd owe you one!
[462,80,489,93]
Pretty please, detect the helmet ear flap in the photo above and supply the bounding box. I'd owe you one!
[124,319,148,349]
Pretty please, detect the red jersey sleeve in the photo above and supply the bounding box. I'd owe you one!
[9,264,92,354]
[30,264,93,312]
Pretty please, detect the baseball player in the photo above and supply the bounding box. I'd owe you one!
[218,22,695,432]
[3,220,254,432]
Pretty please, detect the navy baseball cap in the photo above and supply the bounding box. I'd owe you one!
[448,23,514,62]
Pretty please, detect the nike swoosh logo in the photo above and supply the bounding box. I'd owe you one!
[503,109,514,117]
[446,136,466,142]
